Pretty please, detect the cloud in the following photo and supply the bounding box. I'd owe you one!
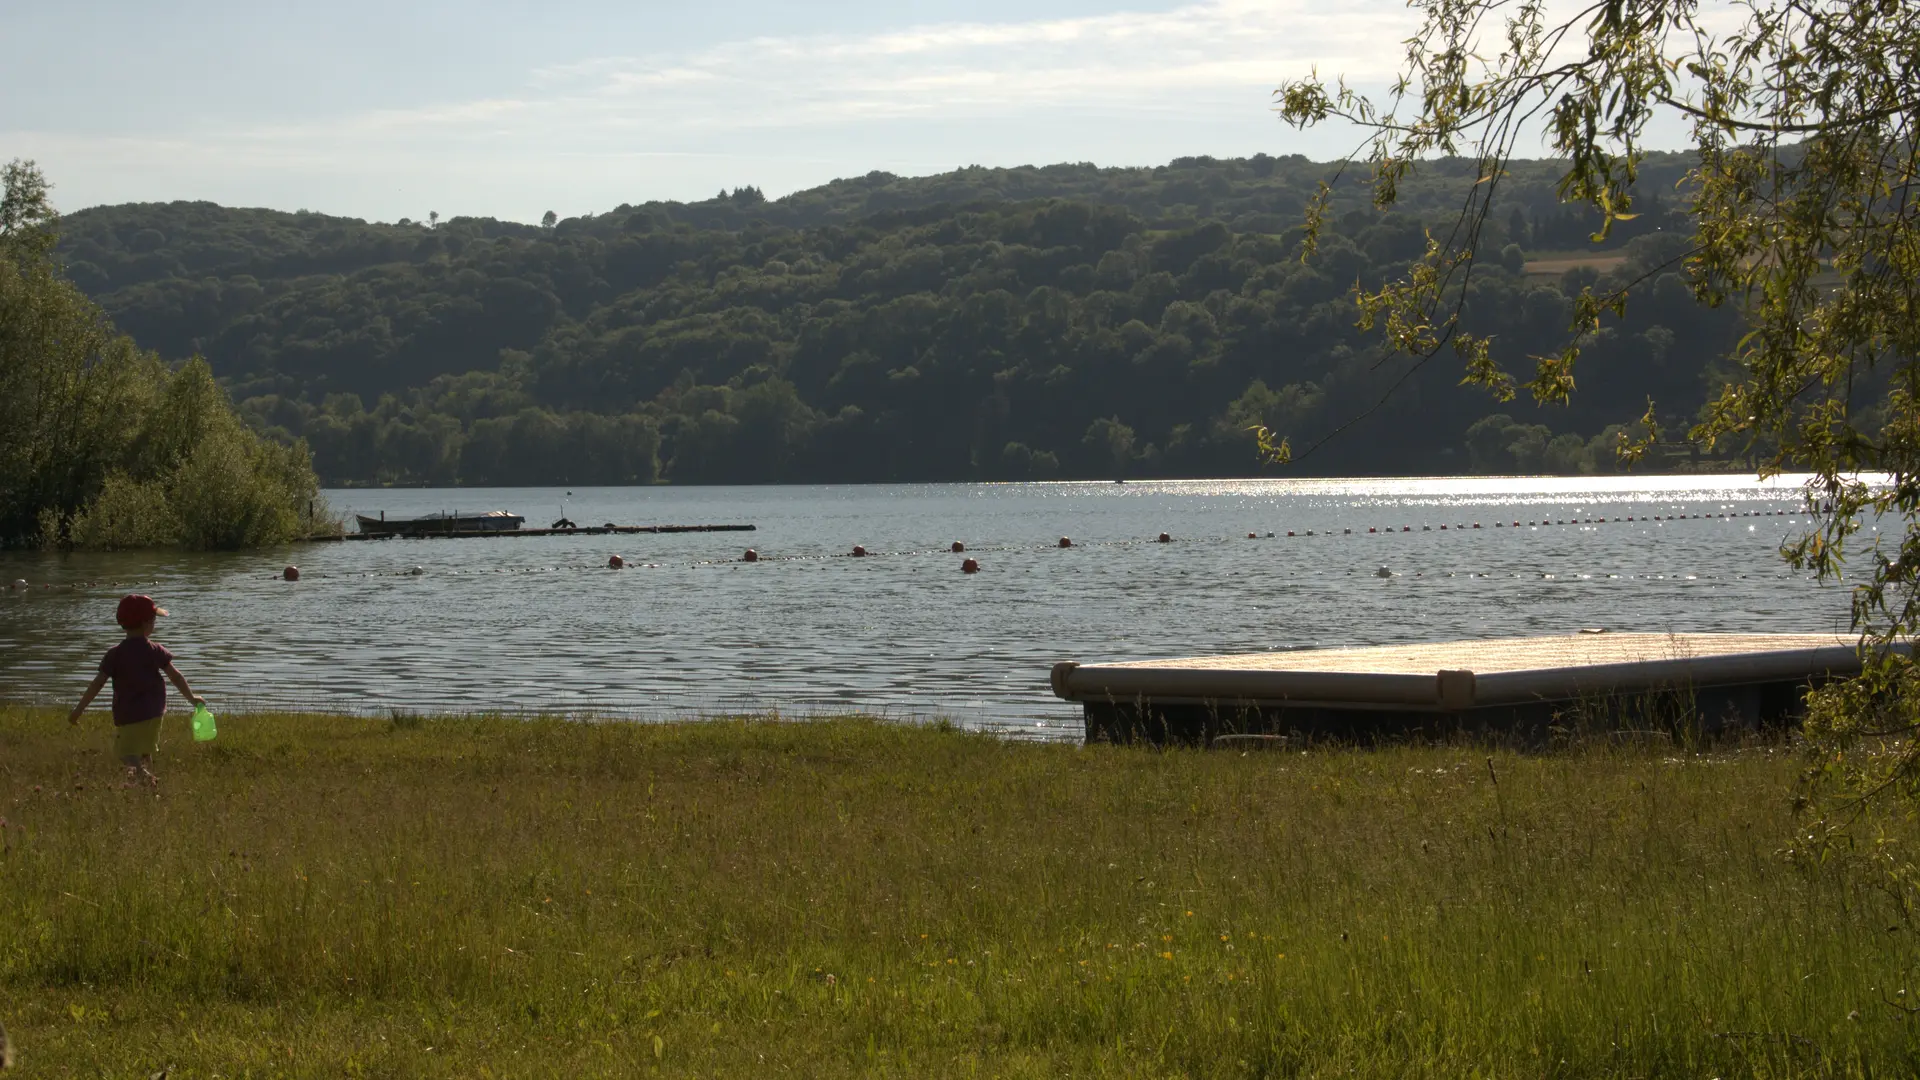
[398,0,1410,140]
[3,0,1415,218]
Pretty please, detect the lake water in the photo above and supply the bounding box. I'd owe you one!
[0,476,1862,738]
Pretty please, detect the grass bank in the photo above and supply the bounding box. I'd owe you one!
[1,707,1916,1077]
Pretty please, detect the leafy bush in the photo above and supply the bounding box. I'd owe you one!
[169,406,313,549]
[65,473,177,550]
[0,160,323,550]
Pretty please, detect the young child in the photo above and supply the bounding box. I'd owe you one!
[68,594,204,787]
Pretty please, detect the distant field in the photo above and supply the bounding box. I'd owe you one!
[1521,249,1848,289]
[1,709,1914,1077]
[1524,250,1631,276]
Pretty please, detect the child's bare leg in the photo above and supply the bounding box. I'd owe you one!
[120,754,156,787]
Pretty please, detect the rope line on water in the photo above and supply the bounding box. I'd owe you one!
[0,506,1833,589]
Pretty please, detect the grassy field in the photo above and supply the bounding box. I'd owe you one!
[1,707,1917,1078]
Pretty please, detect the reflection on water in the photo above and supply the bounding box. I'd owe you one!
[0,476,1860,737]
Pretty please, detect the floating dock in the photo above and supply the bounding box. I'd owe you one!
[307,524,757,542]
[1050,632,1872,745]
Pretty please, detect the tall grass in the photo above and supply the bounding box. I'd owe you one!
[1,707,1916,1077]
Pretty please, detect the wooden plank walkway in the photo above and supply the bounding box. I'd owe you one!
[1051,632,1871,744]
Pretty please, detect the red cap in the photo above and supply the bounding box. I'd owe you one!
[116,594,168,627]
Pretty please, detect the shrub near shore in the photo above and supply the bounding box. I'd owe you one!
[0,160,323,551]
[1,708,1915,1077]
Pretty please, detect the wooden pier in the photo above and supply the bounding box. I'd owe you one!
[1050,632,1874,745]
[306,524,757,542]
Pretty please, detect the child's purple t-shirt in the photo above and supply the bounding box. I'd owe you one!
[100,637,173,726]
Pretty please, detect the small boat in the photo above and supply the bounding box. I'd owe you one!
[355,510,525,536]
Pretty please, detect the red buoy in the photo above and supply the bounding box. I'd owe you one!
[851,545,867,557]
[1157,532,1171,544]
[742,549,759,562]
[961,557,980,574]
[1249,532,1259,539]
[607,555,625,569]
[951,541,966,553]
[282,565,300,582]
[1059,537,1073,548]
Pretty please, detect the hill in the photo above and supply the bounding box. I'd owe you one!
[54,153,1725,486]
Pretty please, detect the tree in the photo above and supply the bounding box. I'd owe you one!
[1504,205,1529,249]
[541,210,557,229]
[1083,417,1136,478]
[0,159,56,260]
[0,160,322,549]
[1272,1,1920,796]
[0,160,155,541]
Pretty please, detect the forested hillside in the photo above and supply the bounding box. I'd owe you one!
[55,153,1732,486]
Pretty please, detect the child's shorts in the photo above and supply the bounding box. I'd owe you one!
[112,716,163,759]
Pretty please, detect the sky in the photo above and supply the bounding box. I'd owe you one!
[3,0,1450,223]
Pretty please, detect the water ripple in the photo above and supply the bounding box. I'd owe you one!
[0,477,1854,738]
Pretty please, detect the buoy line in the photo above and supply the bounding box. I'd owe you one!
[237,504,1821,581]
[263,560,1819,584]
[2,579,166,592]
[5,505,1819,589]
